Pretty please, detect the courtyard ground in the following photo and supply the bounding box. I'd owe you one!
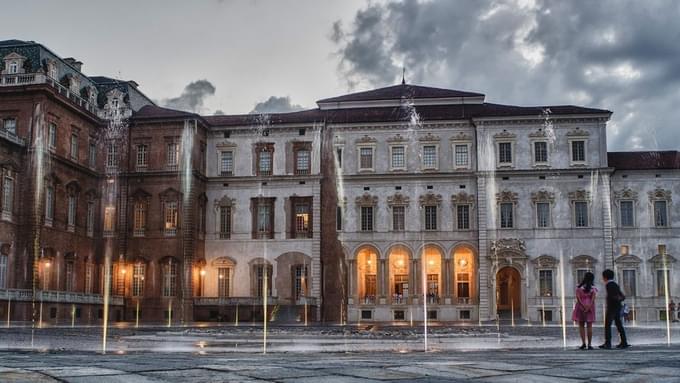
[2,323,680,382]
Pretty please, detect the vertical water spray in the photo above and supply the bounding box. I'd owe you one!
[559,250,567,348]
[180,119,196,326]
[30,103,47,347]
[662,248,671,345]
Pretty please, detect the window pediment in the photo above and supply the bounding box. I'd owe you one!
[614,188,638,201]
[387,133,408,143]
[529,129,548,138]
[494,130,516,139]
[387,193,409,206]
[649,253,676,266]
[566,127,590,137]
[571,254,597,268]
[531,190,555,203]
[648,188,671,202]
[418,132,440,142]
[569,189,591,201]
[159,187,180,201]
[212,256,236,267]
[355,135,376,144]
[533,255,559,268]
[450,132,472,141]
[451,192,475,204]
[615,254,642,266]
[496,190,518,203]
[490,238,526,255]
[355,193,378,206]
[131,188,151,201]
[65,180,81,194]
[419,192,442,206]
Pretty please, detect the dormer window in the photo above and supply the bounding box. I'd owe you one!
[3,118,16,135]
[3,53,26,76]
[47,61,58,79]
[8,61,18,74]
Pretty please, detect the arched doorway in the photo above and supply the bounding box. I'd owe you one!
[496,267,520,318]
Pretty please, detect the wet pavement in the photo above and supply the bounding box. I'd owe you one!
[2,324,680,381]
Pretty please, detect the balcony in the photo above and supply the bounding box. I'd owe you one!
[0,127,25,146]
[0,73,99,116]
[0,288,124,305]
[193,296,278,306]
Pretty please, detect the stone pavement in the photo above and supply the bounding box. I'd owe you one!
[2,345,680,382]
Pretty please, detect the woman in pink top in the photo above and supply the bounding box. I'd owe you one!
[572,272,597,350]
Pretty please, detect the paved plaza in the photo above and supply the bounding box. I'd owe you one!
[2,324,680,382]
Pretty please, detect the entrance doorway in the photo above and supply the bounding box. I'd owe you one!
[496,267,521,319]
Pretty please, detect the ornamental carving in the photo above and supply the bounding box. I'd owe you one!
[529,129,548,138]
[159,187,180,201]
[493,130,516,139]
[570,254,597,268]
[451,192,475,204]
[130,188,151,201]
[355,193,378,206]
[532,255,559,268]
[215,195,235,208]
[566,127,590,137]
[531,190,555,203]
[216,140,237,148]
[648,188,672,202]
[387,193,410,206]
[450,131,472,141]
[418,132,440,142]
[496,190,518,203]
[419,192,442,206]
[355,135,376,144]
[568,189,591,201]
[614,254,642,267]
[490,239,526,255]
[649,253,676,267]
[387,134,408,143]
[614,188,638,201]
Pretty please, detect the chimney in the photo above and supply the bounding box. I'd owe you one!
[63,57,83,72]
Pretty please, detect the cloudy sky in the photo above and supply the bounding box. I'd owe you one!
[5,0,680,150]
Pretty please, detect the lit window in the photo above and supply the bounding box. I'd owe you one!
[293,265,308,299]
[132,263,145,297]
[104,206,115,235]
[164,201,178,236]
[457,273,470,298]
[293,201,311,238]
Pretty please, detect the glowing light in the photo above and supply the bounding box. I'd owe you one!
[44,262,51,268]
[428,259,435,266]
[397,259,404,267]
[120,269,126,274]
[459,259,467,267]
[200,269,206,277]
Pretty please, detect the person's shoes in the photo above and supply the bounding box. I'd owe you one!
[587,345,594,350]
[579,344,586,350]
[598,343,612,349]
[616,343,631,349]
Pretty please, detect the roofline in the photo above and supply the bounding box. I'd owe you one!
[317,96,485,110]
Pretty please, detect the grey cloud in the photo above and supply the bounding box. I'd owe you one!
[332,0,680,150]
[162,80,216,113]
[250,96,305,114]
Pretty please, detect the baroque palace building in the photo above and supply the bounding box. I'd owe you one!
[0,39,678,325]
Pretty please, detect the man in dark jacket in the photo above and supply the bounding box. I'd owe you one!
[599,269,630,349]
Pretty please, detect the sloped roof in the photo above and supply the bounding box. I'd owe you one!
[317,83,484,104]
[133,104,201,120]
[0,39,32,47]
[204,109,325,127]
[608,151,680,170]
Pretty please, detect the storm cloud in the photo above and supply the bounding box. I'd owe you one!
[162,80,216,113]
[250,96,305,114]
[332,0,680,150]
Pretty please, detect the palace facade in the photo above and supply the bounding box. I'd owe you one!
[0,39,678,325]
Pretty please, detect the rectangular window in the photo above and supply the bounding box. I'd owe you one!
[391,146,405,170]
[218,267,230,297]
[3,118,16,135]
[574,201,589,227]
[136,144,148,169]
[67,195,76,231]
[534,141,548,163]
[293,265,308,299]
[2,176,13,218]
[255,265,272,297]
[166,142,179,168]
[422,145,437,169]
[84,263,93,293]
[392,206,405,231]
[498,142,512,164]
[576,269,591,286]
[86,201,95,237]
[622,269,636,297]
[106,142,118,169]
[65,261,74,292]
[336,206,343,231]
[162,262,177,297]
[657,269,671,297]
[571,140,586,163]
[335,147,343,169]
[654,200,668,227]
[620,200,634,227]
[0,255,7,288]
[359,147,373,170]
[70,134,78,160]
[539,270,553,297]
[536,202,550,228]
[500,202,513,228]
[103,206,115,235]
[164,201,178,236]
[219,206,231,239]
[132,263,145,297]
[133,202,146,236]
[293,201,311,238]
[258,150,272,175]
[424,205,437,230]
[360,206,374,231]
[45,186,54,224]
[48,123,56,149]
[454,144,469,168]
[252,198,274,239]
[89,141,97,168]
[457,273,470,298]
[220,150,233,176]
[457,204,470,230]
[295,149,311,175]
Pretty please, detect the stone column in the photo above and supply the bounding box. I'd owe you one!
[444,258,452,304]
[378,259,386,304]
[348,260,356,303]
[411,259,419,303]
